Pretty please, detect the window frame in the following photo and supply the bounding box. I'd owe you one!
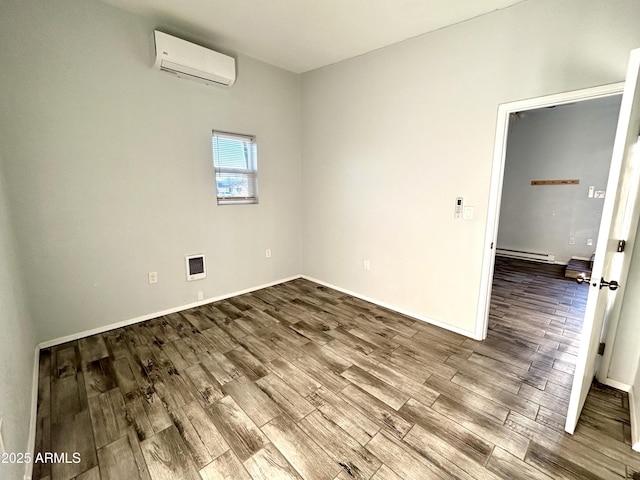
[211,130,258,205]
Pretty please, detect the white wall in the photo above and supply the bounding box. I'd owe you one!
[498,96,621,264]
[633,355,640,451]
[301,0,640,335]
[0,0,302,343]
[609,223,640,385]
[0,161,37,480]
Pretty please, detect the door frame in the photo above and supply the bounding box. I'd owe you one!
[476,82,625,344]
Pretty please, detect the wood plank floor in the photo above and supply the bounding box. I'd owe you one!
[33,257,640,480]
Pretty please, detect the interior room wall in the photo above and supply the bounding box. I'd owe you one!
[300,0,640,335]
[0,162,37,480]
[497,96,621,264]
[0,0,302,343]
[633,355,640,451]
[609,223,640,385]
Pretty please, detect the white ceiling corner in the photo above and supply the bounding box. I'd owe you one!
[99,0,527,73]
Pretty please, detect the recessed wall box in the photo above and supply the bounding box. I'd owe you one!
[186,254,206,281]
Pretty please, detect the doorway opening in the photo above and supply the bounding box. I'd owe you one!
[476,83,624,341]
[496,96,622,279]
[476,81,636,433]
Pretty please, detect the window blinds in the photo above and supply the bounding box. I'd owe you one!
[212,130,258,204]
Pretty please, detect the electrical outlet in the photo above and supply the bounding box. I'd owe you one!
[148,272,158,284]
[197,291,204,301]
[265,248,272,258]
[363,260,371,271]
[569,237,575,245]
[587,238,593,246]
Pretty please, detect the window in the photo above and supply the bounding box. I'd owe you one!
[211,130,258,205]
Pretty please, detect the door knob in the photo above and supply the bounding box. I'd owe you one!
[576,273,590,285]
[599,278,620,291]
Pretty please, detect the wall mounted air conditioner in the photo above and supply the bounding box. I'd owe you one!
[152,30,236,87]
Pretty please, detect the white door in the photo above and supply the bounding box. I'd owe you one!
[565,48,640,434]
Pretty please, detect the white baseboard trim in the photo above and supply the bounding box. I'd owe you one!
[24,345,40,480]
[300,275,476,339]
[629,387,640,452]
[602,377,631,392]
[39,275,302,349]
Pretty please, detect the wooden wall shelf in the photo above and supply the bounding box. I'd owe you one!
[531,179,580,186]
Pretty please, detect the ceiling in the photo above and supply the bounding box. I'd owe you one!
[99,0,527,73]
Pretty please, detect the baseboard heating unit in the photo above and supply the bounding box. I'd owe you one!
[495,248,555,264]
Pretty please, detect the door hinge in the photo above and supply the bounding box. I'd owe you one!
[598,342,606,355]
[617,240,626,252]
[490,242,494,249]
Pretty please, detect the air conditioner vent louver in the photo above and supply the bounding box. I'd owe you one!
[160,63,230,87]
[152,31,236,87]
